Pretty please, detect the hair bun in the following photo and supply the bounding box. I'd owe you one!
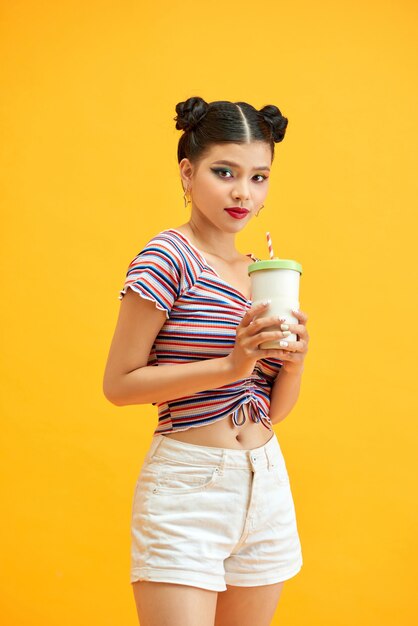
[259,104,288,143]
[174,96,209,132]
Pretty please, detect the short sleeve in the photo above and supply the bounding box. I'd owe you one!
[118,234,182,318]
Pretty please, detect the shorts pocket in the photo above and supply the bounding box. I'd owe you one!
[152,460,221,495]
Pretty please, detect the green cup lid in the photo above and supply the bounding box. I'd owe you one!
[248,259,303,275]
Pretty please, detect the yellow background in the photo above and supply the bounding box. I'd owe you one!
[1,1,417,624]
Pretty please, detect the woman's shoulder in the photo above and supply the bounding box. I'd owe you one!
[137,228,189,259]
[136,228,203,286]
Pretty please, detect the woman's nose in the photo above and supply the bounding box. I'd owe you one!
[233,182,250,201]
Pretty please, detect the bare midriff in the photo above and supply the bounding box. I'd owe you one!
[161,404,274,450]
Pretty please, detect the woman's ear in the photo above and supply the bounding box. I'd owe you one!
[179,158,193,190]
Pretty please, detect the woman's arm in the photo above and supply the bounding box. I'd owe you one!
[268,367,304,424]
[267,308,309,424]
[106,355,237,406]
[103,289,238,406]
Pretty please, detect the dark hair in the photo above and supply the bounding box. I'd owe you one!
[174,96,288,164]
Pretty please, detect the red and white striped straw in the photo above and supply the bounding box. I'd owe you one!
[266,231,274,259]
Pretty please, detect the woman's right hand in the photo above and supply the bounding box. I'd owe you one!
[226,301,289,380]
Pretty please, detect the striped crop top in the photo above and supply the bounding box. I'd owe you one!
[118,229,284,435]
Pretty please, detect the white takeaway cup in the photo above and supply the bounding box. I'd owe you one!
[248,258,303,349]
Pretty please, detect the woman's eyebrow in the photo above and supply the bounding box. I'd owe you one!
[211,160,270,171]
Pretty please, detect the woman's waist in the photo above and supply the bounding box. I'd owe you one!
[159,404,273,450]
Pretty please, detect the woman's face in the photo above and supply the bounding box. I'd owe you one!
[179,141,272,233]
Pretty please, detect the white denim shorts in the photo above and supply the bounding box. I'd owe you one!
[130,430,303,591]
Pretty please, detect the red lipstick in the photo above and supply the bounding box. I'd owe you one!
[224,207,250,220]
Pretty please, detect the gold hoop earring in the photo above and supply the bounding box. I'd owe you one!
[255,204,264,217]
[183,188,191,208]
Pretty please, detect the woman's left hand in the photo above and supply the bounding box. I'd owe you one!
[278,309,309,374]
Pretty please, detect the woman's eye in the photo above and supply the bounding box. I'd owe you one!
[211,168,233,178]
[210,168,268,182]
[253,174,268,182]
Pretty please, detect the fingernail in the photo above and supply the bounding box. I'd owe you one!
[279,340,288,347]
[262,299,272,305]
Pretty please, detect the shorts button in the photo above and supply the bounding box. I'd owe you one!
[215,468,219,473]
[251,456,257,462]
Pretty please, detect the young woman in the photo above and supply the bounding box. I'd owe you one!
[103,96,309,626]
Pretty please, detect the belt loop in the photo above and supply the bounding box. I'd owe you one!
[149,435,164,459]
[218,449,226,475]
[265,445,275,471]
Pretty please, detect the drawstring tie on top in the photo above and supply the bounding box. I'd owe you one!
[231,401,272,431]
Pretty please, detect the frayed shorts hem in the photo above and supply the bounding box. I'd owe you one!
[130,559,303,592]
